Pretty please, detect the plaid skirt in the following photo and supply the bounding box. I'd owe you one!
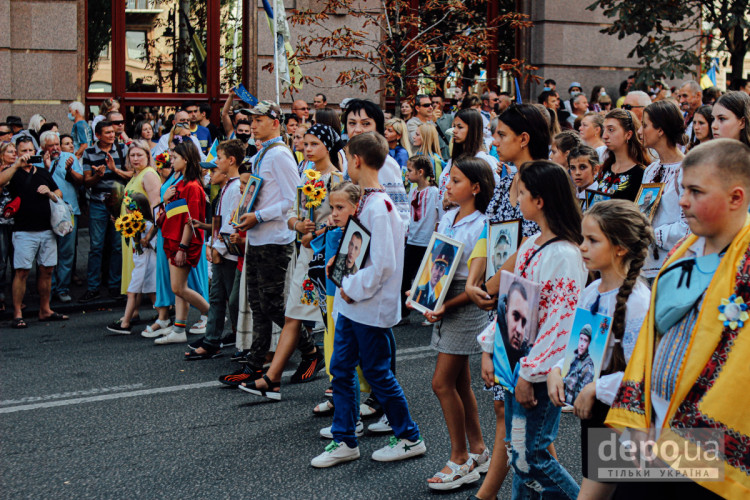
[430,279,488,355]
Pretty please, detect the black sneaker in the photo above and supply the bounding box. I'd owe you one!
[219,335,235,348]
[230,349,250,362]
[78,289,101,303]
[106,320,132,335]
[290,349,325,384]
[218,366,263,387]
[109,288,124,300]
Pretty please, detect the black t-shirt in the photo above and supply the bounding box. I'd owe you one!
[206,122,224,143]
[8,166,59,232]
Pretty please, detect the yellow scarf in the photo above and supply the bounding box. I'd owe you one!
[606,218,750,498]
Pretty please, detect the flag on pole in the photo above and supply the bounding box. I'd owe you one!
[262,0,303,93]
[180,11,207,80]
[514,77,522,104]
[205,139,218,163]
[166,199,189,218]
[701,58,718,89]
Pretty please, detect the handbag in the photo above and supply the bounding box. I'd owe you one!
[49,198,74,236]
[654,251,723,335]
[2,196,20,219]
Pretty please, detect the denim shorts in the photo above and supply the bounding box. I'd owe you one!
[12,230,57,269]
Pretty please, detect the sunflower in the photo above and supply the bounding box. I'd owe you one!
[131,210,143,221]
[313,187,327,200]
[115,220,123,232]
[305,170,321,181]
[122,226,136,238]
[302,184,315,196]
[119,214,133,225]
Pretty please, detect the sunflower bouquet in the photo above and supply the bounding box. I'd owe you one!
[301,169,326,210]
[115,209,146,254]
[155,152,171,170]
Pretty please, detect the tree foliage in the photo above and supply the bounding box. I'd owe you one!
[284,0,535,101]
[588,0,750,86]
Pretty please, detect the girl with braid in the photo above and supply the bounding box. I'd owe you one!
[547,199,653,499]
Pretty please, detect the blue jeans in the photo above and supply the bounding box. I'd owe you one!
[330,315,420,448]
[53,215,78,295]
[504,383,579,500]
[86,200,121,291]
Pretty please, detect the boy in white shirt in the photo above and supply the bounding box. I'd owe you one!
[311,132,426,468]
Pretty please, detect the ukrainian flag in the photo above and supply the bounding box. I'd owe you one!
[166,199,189,218]
[205,139,218,163]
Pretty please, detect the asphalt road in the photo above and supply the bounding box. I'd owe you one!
[1,309,582,499]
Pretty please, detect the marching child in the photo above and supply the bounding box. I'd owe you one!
[547,199,653,499]
[567,145,601,199]
[107,192,157,334]
[606,140,750,498]
[401,155,441,324]
[311,132,425,468]
[418,155,494,490]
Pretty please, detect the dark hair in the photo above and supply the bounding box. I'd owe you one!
[544,78,556,86]
[59,133,73,143]
[129,192,154,222]
[452,109,484,160]
[284,114,300,126]
[173,140,202,182]
[315,93,327,102]
[714,91,750,145]
[407,155,436,186]
[217,139,245,166]
[347,131,388,170]
[689,105,714,149]
[553,130,582,155]
[95,120,113,136]
[106,110,123,122]
[518,160,582,245]
[589,85,605,105]
[586,200,653,372]
[342,99,384,135]
[452,155,496,213]
[537,90,556,105]
[199,102,211,115]
[182,100,197,111]
[460,95,481,110]
[643,100,687,147]
[351,231,363,242]
[235,119,252,128]
[498,104,552,160]
[618,80,629,97]
[414,94,431,106]
[38,122,58,135]
[568,145,601,168]
[133,120,153,140]
[15,136,35,149]
[313,108,341,132]
[601,109,650,172]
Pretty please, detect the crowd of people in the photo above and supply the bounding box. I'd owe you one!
[1,76,750,499]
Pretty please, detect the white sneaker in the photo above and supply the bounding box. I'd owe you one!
[371,436,426,462]
[141,320,172,339]
[368,414,393,434]
[320,420,363,439]
[310,441,360,468]
[154,331,187,345]
[188,316,207,334]
[470,448,491,474]
[562,404,574,413]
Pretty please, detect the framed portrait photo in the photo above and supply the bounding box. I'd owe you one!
[585,189,611,210]
[330,216,372,288]
[560,307,613,405]
[220,232,243,256]
[407,233,464,315]
[634,183,664,222]
[232,174,263,225]
[486,219,522,281]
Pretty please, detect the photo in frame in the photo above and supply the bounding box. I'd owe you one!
[635,183,664,222]
[220,232,243,256]
[407,233,464,315]
[153,202,165,228]
[486,219,522,281]
[232,174,262,225]
[330,216,372,288]
[585,189,611,210]
[560,307,613,405]
[493,271,542,391]
[212,215,222,244]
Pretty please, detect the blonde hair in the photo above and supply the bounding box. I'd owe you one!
[384,118,412,155]
[0,141,16,166]
[329,181,361,207]
[416,122,441,158]
[126,140,156,171]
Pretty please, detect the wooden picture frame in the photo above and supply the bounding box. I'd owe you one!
[585,189,611,210]
[330,216,372,289]
[486,219,522,282]
[406,232,465,315]
[634,183,664,222]
[220,232,243,256]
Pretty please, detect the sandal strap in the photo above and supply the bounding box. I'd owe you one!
[262,374,280,389]
[431,460,472,483]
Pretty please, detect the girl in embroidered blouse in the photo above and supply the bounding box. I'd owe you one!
[478,160,587,499]
[639,100,689,279]
[418,155,495,490]
[547,200,653,500]
[596,109,650,201]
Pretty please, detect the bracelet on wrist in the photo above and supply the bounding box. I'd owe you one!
[179,243,189,251]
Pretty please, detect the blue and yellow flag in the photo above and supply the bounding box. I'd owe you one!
[205,139,218,163]
[467,224,488,272]
[166,199,189,218]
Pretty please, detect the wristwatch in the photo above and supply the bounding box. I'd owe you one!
[179,243,188,251]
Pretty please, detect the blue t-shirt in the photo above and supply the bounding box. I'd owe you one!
[72,121,93,151]
[34,152,83,215]
[388,145,409,169]
[191,125,212,154]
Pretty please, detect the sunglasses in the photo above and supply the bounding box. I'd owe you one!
[111,120,125,125]
[417,103,432,108]
[294,106,309,111]
[175,122,190,128]
[622,104,644,110]
[0,130,11,135]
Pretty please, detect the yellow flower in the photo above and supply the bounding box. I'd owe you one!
[131,210,143,221]
[120,214,133,225]
[115,220,123,232]
[305,170,321,181]
[313,187,326,200]
[302,184,315,196]
[122,226,136,238]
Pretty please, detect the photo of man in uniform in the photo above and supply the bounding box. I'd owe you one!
[413,242,454,311]
[563,325,595,404]
[492,230,512,272]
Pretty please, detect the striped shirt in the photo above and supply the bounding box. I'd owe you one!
[81,141,129,201]
[652,299,702,401]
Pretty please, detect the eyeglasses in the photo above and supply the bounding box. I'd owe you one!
[175,122,190,128]
[111,120,125,125]
[0,130,11,135]
[294,106,309,111]
[622,104,644,111]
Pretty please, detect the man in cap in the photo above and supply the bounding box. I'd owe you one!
[563,324,595,405]
[7,116,38,149]
[414,243,454,310]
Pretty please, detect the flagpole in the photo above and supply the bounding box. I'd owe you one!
[273,0,281,106]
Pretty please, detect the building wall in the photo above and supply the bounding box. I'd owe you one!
[0,0,80,128]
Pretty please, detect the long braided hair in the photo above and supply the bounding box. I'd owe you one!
[586,200,654,372]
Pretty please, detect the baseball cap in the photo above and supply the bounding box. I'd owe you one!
[248,100,282,120]
[200,161,217,170]
[569,81,583,91]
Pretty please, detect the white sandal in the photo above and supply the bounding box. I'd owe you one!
[427,459,481,491]
[141,319,172,338]
[469,448,491,474]
[312,400,334,415]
